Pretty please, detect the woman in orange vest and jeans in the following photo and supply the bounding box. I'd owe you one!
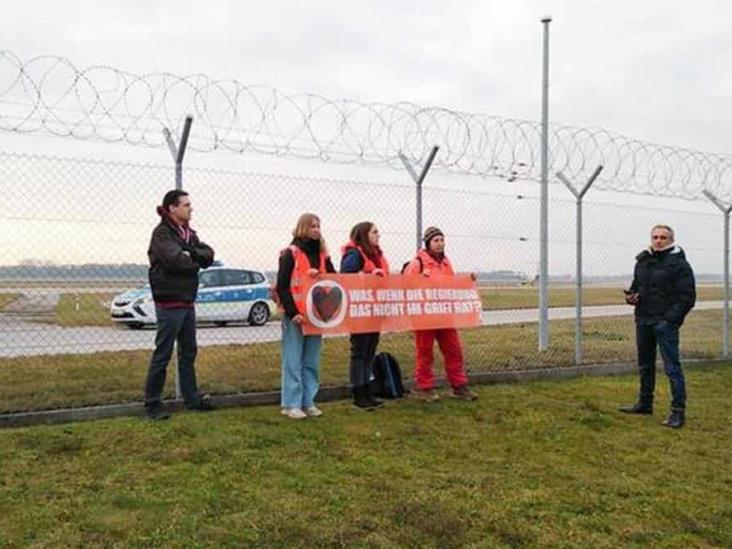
[404,226,478,402]
[276,213,336,419]
[341,221,389,411]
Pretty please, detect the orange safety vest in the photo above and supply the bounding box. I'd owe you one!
[287,245,328,315]
[341,241,390,274]
[405,249,455,276]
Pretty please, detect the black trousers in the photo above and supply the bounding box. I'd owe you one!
[144,307,202,407]
[349,332,380,387]
[636,321,686,410]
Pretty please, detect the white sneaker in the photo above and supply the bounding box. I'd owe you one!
[281,407,307,420]
[303,406,323,417]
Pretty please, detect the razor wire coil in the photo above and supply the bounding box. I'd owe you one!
[1,49,730,200]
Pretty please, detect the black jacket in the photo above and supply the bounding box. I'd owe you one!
[148,218,215,303]
[629,245,696,326]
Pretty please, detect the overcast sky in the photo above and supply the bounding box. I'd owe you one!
[1,1,731,275]
[2,0,731,154]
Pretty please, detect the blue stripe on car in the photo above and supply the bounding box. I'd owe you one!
[196,287,270,303]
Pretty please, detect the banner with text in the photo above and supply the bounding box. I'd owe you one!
[301,274,482,335]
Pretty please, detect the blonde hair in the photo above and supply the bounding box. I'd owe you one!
[292,213,328,253]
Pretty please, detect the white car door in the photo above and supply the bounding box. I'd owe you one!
[195,270,223,321]
[218,269,252,321]
[247,270,271,304]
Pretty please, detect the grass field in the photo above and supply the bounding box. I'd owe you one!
[0,280,140,289]
[40,285,725,327]
[0,293,19,310]
[0,308,725,413]
[1,364,730,547]
[479,285,724,310]
[53,293,117,327]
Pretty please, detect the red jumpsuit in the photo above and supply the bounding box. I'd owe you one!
[404,249,469,390]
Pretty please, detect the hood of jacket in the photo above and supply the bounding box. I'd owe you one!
[635,245,686,262]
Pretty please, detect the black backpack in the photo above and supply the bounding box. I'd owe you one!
[370,352,405,398]
[400,256,423,274]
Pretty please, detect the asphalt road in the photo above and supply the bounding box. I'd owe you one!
[0,301,724,357]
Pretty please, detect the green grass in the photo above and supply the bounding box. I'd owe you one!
[1,364,731,547]
[38,286,726,327]
[0,309,726,413]
[0,293,19,310]
[0,280,138,289]
[52,293,116,327]
[480,285,724,310]
[52,292,281,327]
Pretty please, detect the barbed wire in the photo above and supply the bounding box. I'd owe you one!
[1,49,731,200]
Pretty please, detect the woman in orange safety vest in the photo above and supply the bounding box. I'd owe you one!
[340,221,389,411]
[276,213,335,419]
[404,226,478,402]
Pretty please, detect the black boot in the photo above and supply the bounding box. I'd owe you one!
[145,404,170,421]
[619,402,653,415]
[364,384,385,409]
[352,385,378,411]
[662,409,685,429]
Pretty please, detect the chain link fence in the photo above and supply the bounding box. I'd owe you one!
[0,149,726,414]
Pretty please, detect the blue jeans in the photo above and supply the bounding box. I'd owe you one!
[636,320,686,410]
[281,316,322,408]
[145,307,202,407]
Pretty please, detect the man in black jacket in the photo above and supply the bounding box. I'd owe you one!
[144,190,216,420]
[621,225,696,428]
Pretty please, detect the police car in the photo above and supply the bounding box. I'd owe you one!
[110,266,273,329]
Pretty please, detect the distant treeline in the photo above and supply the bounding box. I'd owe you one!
[0,263,148,279]
[0,263,723,283]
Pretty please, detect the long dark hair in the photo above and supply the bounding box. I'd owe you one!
[349,221,380,263]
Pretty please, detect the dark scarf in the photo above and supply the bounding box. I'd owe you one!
[425,249,446,263]
[292,237,324,268]
[293,237,320,254]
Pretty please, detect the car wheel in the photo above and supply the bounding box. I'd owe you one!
[126,322,144,330]
[214,321,228,327]
[248,302,270,326]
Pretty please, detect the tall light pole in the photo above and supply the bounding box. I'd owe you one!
[539,16,552,351]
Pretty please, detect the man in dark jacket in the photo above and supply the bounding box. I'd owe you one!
[621,225,696,428]
[144,190,216,420]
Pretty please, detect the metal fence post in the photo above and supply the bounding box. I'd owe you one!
[539,16,552,351]
[703,190,732,358]
[398,146,439,251]
[161,115,193,400]
[557,165,603,364]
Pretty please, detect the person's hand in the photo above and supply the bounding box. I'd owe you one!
[188,248,203,266]
[190,246,214,268]
[306,268,319,278]
[422,268,431,278]
[372,268,385,277]
[292,314,305,326]
[625,292,639,305]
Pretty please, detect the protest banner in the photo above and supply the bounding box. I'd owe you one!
[301,274,482,335]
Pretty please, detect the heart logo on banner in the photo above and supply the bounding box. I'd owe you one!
[311,286,343,322]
